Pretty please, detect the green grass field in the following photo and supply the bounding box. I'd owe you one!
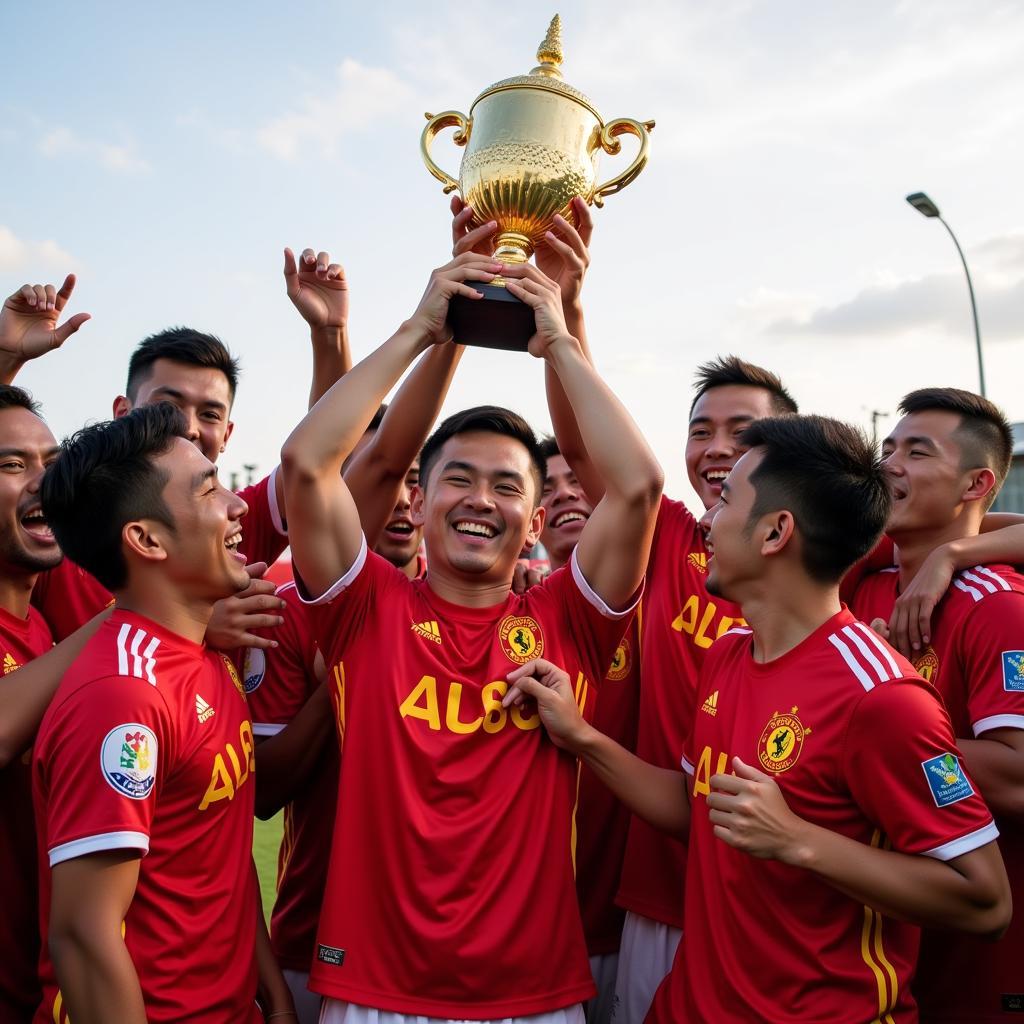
[253,813,283,916]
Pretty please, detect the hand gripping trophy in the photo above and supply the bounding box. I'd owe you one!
[420,14,655,350]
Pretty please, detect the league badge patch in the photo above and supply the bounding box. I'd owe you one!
[757,707,808,773]
[101,723,157,799]
[498,615,544,665]
[606,636,631,681]
[242,647,266,694]
[922,752,974,808]
[1002,651,1024,692]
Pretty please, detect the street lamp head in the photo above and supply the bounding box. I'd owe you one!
[906,192,941,218]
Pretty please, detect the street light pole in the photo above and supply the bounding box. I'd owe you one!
[905,192,986,397]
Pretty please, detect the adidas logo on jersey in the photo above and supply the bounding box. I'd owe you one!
[2,652,19,674]
[195,694,216,723]
[411,620,442,644]
[701,690,720,716]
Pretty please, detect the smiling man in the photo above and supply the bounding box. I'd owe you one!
[280,253,662,1022]
[852,388,1024,1022]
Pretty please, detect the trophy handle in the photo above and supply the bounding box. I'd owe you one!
[421,110,472,195]
[592,118,656,208]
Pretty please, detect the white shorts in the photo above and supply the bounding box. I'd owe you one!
[609,913,682,1024]
[586,953,618,1024]
[319,1000,585,1024]
[283,969,322,1024]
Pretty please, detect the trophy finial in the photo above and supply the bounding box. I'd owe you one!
[533,14,563,78]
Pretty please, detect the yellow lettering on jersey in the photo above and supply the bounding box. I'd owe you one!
[399,675,442,730]
[199,753,235,810]
[240,719,255,772]
[446,682,484,734]
[672,593,746,649]
[481,680,508,734]
[692,745,731,799]
[511,701,540,730]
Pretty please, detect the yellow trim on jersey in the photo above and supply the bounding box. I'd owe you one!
[278,803,296,890]
[570,760,582,877]
[860,830,897,1023]
[332,661,347,742]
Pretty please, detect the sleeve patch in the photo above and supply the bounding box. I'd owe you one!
[242,647,266,693]
[921,753,974,808]
[101,724,158,800]
[1002,651,1024,692]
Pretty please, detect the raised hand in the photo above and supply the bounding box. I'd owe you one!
[500,263,574,358]
[0,274,91,376]
[534,196,593,307]
[283,247,349,330]
[450,195,498,258]
[205,563,286,651]
[501,657,588,752]
[887,547,954,657]
[408,253,503,345]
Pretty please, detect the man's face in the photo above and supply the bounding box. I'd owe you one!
[700,449,766,601]
[882,410,981,535]
[540,454,593,568]
[686,385,778,510]
[0,407,62,576]
[411,432,543,585]
[150,438,251,600]
[376,461,423,570]
[116,359,234,464]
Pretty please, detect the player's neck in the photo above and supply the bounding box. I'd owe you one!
[741,575,842,664]
[398,554,420,580]
[0,570,37,621]
[892,518,980,592]
[425,565,512,608]
[115,577,213,646]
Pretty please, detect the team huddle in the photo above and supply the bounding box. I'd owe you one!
[0,201,1022,1024]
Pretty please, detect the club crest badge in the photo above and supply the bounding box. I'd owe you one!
[914,646,940,684]
[606,636,631,681]
[498,615,544,665]
[757,707,809,774]
[101,724,157,799]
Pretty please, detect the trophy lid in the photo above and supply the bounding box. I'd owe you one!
[471,15,602,119]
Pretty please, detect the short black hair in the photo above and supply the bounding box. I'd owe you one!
[41,404,188,592]
[537,436,561,463]
[898,387,1013,507]
[690,356,798,417]
[0,384,42,417]
[739,415,891,583]
[419,406,546,502]
[126,327,241,404]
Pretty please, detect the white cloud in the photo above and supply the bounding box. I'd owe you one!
[0,225,74,273]
[257,59,416,161]
[38,126,150,174]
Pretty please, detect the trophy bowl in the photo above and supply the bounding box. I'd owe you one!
[421,15,654,350]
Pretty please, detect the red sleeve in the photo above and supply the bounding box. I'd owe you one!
[245,587,319,736]
[957,593,1024,736]
[236,468,289,569]
[30,558,114,642]
[844,679,997,861]
[38,675,176,866]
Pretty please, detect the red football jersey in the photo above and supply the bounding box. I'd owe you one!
[0,606,53,1023]
[617,497,745,928]
[244,581,338,972]
[854,564,1024,1023]
[302,541,636,1018]
[648,608,997,1024]
[32,611,260,1023]
[575,618,640,955]
[32,470,288,640]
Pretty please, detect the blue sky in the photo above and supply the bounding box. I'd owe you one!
[3,0,1023,502]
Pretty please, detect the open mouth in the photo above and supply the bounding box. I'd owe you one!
[452,518,498,542]
[224,531,246,561]
[551,510,587,529]
[703,468,731,485]
[384,519,416,540]
[20,506,55,544]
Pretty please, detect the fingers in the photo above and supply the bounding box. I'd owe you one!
[453,219,498,257]
[18,284,37,307]
[709,772,745,795]
[548,213,590,266]
[316,251,330,276]
[233,632,280,651]
[326,263,345,281]
[43,283,57,310]
[731,756,768,782]
[283,248,300,299]
[450,200,475,246]
[55,273,76,309]
[916,598,934,649]
[869,617,891,641]
[570,195,594,245]
[245,561,270,579]
[52,312,91,345]
[33,284,48,309]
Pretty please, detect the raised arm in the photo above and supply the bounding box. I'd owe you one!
[0,274,91,384]
[345,343,464,548]
[283,246,352,409]
[280,254,501,597]
[504,265,663,610]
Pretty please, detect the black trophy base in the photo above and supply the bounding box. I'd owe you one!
[448,281,534,352]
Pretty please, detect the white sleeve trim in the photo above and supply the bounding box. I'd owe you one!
[923,821,999,862]
[253,723,286,737]
[681,755,695,775]
[267,465,287,536]
[49,830,150,867]
[570,548,643,621]
[296,534,368,606]
[973,714,1024,737]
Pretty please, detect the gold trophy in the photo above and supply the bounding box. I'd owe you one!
[421,14,654,350]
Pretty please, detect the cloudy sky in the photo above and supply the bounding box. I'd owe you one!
[2,0,1022,505]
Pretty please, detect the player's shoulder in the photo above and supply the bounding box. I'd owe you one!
[950,564,1024,606]
[820,615,919,695]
